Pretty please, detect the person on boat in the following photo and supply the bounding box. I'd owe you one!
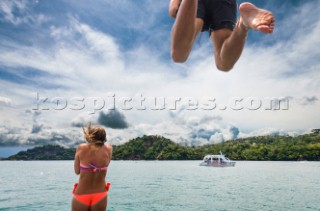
[72,123,113,211]
[169,0,275,71]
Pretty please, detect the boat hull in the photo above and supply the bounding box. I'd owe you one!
[199,161,236,167]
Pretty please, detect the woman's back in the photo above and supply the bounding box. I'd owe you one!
[75,143,112,194]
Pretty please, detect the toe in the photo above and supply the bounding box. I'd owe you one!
[257,25,273,34]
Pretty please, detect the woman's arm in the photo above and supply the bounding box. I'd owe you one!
[74,145,81,175]
[109,145,113,160]
[106,144,113,163]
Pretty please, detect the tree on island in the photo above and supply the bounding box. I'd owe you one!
[3,133,320,161]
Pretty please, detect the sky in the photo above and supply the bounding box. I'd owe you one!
[0,0,319,156]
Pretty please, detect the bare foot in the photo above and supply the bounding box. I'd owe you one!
[239,2,275,34]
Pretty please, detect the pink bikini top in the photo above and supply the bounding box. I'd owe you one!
[80,162,108,172]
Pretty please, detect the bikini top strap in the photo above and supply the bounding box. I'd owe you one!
[88,163,108,172]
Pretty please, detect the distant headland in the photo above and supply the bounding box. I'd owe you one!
[2,133,320,161]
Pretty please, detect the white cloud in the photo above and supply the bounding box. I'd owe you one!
[242,128,301,138]
[0,0,48,25]
[0,1,319,147]
[0,96,12,107]
[295,96,318,106]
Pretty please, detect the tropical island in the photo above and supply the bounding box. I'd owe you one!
[2,133,320,161]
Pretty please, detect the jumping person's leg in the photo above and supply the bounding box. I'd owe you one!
[170,0,203,63]
[169,0,181,18]
[211,2,275,72]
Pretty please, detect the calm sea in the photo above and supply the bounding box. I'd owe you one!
[0,161,319,211]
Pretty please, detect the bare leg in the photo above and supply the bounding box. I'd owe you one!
[211,2,275,71]
[170,0,203,63]
[72,197,90,211]
[169,0,181,18]
[91,195,107,211]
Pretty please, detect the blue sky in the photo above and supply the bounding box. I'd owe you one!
[0,0,319,156]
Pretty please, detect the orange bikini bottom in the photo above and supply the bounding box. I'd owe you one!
[72,183,110,206]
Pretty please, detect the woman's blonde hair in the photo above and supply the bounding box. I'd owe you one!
[83,123,107,146]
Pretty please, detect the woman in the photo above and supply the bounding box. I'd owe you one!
[72,123,112,211]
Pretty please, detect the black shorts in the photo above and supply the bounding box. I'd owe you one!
[197,0,237,32]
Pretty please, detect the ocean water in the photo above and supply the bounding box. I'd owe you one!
[0,161,319,211]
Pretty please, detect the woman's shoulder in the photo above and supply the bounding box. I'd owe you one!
[107,143,113,148]
[105,143,112,148]
[103,143,112,151]
[77,143,88,151]
[102,144,112,156]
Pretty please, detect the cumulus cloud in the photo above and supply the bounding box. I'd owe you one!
[166,109,241,146]
[209,133,225,144]
[296,96,318,106]
[0,0,48,25]
[71,113,92,128]
[229,126,240,140]
[30,110,43,133]
[0,96,12,107]
[26,129,82,148]
[97,109,129,129]
[0,111,304,148]
[242,128,300,138]
[0,124,83,147]
[190,126,240,145]
[31,123,43,133]
[190,128,221,141]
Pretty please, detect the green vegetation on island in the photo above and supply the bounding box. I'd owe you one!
[4,145,76,160]
[199,134,320,161]
[112,135,202,160]
[3,133,320,161]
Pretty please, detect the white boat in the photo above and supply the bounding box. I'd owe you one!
[199,153,236,167]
